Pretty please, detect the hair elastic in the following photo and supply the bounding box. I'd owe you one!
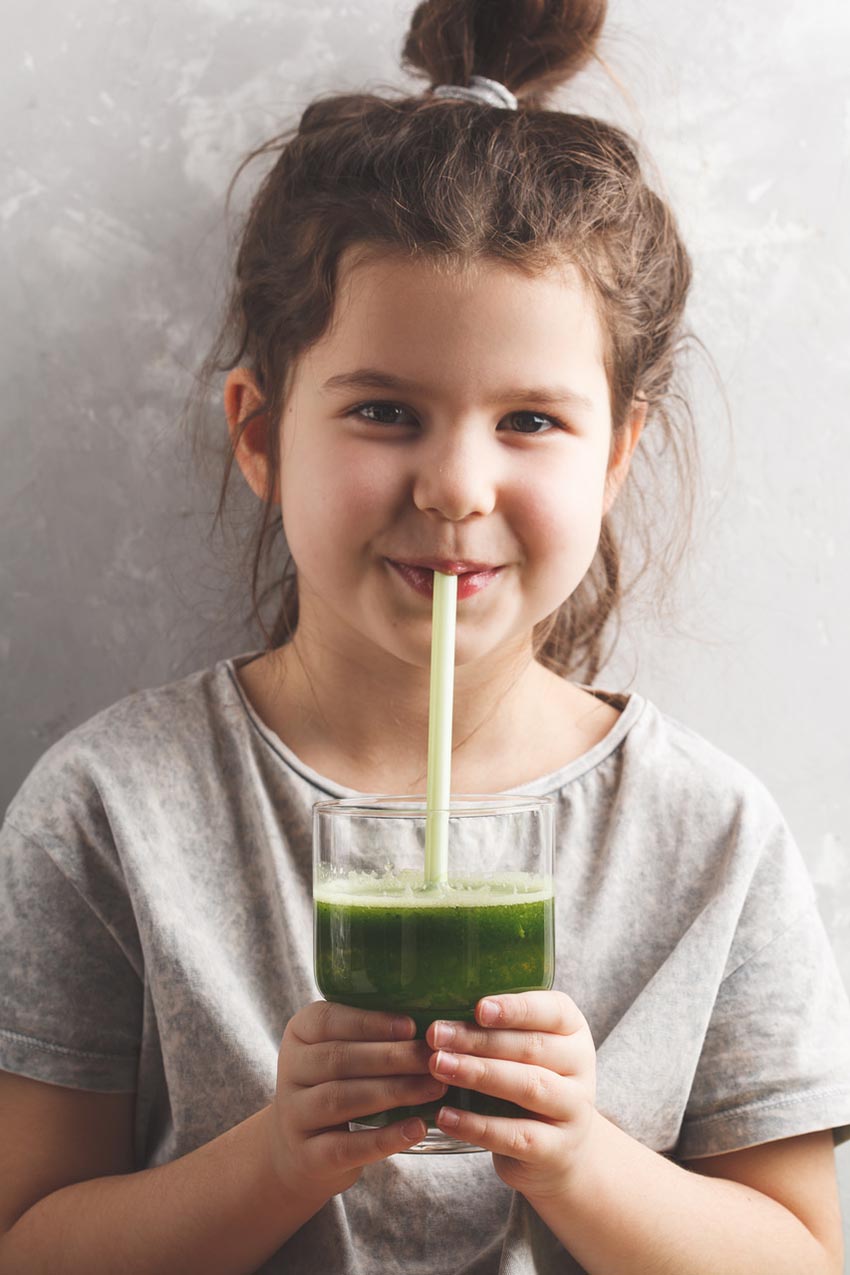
[431,75,518,111]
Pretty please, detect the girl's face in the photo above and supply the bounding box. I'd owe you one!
[232,250,643,672]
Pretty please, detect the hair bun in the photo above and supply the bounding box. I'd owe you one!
[402,0,607,106]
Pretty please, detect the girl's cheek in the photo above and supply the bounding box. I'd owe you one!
[282,456,403,567]
[519,473,601,541]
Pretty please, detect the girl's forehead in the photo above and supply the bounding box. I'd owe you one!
[334,246,588,315]
[311,247,609,389]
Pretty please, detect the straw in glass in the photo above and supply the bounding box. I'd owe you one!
[424,570,458,886]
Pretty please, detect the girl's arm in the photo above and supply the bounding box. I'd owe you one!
[0,1004,444,1275]
[528,1117,842,1275]
[0,1088,324,1275]
[426,993,844,1275]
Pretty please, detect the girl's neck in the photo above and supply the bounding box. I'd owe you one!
[236,630,620,794]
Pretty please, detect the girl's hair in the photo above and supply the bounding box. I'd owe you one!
[191,0,695,683]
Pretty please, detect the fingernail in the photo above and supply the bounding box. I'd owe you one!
[402,1118,424,1141]
[479,999,500,1025]
[431,1021,455,1047]
[438,1107,460,1128]
[434,1050,458,1077]
[391,1016,415,1039]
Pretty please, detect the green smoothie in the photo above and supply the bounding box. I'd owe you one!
[314,872,555,1127]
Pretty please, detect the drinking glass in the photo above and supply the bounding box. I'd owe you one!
[313,794,555,1153]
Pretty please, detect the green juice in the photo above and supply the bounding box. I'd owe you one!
[314,875,555,1127]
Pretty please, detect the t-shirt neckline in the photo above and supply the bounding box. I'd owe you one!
[221,649,646,798]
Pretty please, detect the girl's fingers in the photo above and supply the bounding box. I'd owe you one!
[291,1001,416,1046]
[434,1106,563,1161]
[429,1051,577,1121]
[289,1038,433,1086]
[297,1073,448,1130]
[426,1022,571,1072]
[474,991,588,1037]
[305,1117,428,1173]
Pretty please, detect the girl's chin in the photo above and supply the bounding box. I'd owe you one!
[373,618,527,672]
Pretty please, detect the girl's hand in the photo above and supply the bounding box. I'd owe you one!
[426,991,597,1201]
[269,1001,448,1202]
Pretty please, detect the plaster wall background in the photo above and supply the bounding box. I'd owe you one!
[2,0,849,1258]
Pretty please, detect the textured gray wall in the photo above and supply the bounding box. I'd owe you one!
[2,0,849,1256]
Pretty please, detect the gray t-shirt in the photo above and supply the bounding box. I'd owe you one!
[2,650,850,1274]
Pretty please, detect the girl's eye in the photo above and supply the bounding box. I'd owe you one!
[354,402,417,427]
[351,403,562,433]
[498,411,559,435]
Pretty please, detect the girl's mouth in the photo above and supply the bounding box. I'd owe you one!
[386,559,503,600]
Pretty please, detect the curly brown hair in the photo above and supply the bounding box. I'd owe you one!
[188,0,697,683]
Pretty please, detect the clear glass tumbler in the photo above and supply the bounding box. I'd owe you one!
[313,794,555,1153]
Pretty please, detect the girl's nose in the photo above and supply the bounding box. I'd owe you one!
[411,431,498,522]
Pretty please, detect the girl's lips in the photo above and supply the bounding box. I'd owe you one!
[387,559,503,600]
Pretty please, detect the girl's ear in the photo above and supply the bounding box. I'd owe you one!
[603,397,648,515]
[223,368,281,504]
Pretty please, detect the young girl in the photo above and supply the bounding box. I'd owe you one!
[1,1,848,1271]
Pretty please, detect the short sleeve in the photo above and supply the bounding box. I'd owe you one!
[0,817,142,1092]
[677,898,850,1159]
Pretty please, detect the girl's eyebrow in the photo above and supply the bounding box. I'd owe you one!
[321,368,595,411]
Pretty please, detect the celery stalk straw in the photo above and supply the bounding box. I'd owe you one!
[424,570,458,886]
